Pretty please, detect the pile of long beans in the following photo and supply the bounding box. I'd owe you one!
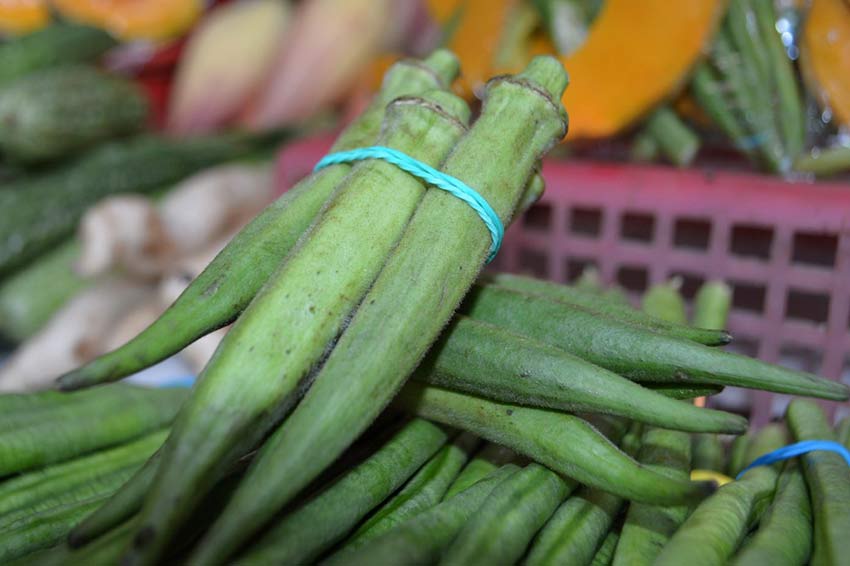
[3,48,848,564]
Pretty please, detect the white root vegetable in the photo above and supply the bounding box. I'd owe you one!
[0,279,152,392]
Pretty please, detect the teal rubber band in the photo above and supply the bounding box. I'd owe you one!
[736,440,850,479]
[314,146,504,262]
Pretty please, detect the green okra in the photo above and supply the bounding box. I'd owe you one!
[693,280,732,331]
[394,383,712,505]
[525,424,641,566]
[838,417,850,448]
[730,461,812,566]
[612,427,692,566]
[483,272,730,346]
[344,433,478,550]
[0,386,186,476]
[644,106,700,168]
[642,279,688,324]
[0,430,165,518]
[57,50,460,392]
[440,463,572,566]
[188,57,569,566]
[590,530,619,566]
[692,434,725,472]
[786,399,850,566]
[645,383,725,400]
[443,443,516,500]
[414,316,747,433]
[462,284,850,400]
[322,465,520,566]
[127,80,471,566]
[235,419,451,565]
[751,0,805,160]
[18,518,139,566]
[655,425,785,566]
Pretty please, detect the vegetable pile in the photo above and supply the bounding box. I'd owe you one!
[0,47,845,565]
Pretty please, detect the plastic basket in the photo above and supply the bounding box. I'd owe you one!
[275,136,850,427]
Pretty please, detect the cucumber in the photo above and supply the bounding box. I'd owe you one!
[0,65,148,162]
[0,134,271,276]
[0,240,89,342]
[0,23,116,87]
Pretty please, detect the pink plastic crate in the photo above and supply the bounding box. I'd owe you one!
[275,136,850,427]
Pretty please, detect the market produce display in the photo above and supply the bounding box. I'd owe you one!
[1,2,849,565]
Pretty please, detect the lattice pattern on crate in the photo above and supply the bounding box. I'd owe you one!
[494,161,850,426]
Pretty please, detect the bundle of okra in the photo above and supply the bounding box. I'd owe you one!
[2,49,848,564]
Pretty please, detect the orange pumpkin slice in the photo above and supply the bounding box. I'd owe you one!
[51,0,203,40]
[0,0,50,35]
[800,0,850,128]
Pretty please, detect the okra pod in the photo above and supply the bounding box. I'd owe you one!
[590,530,619,566]
[462,285,850,400]
[642,279,687,324]
[726,433,752,478]
[0,386,185,476]
[57,51,460,391]
[645,383,725,400]
[644,107,700,168]
[730,461,812,566]
[786,399,850,566]
[838,417,850,448]
[654,425,785,566]
[612,427,692,566]
[128,82,471,565]
[344,433,478,549]
[235,419,450,565]
[189,57,569,565]
[692,434,725,472]
[794,146,850,177]
[415,316,747,433]
[395,383,711,504]
[322,465,519,566]
[443,443,516,500]
[440,463,571,566]
[693,280,732,331]
[483,272,730,346]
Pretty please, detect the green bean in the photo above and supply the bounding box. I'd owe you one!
[127,82,472,566]
[727,433,752,478]
[395,383,712,504]
[188,58,569,566]
[443,443,515,500]
[462,284,849,400]
[612,427,692,566]
[235,419,451,565]
[692,434,725,472]
[730,461,812,566]
[654,425,785,566]
[0,430,164,517]
[322,465,519,566]
[440,463,571,566]
[786,399,850,566]
[482,272,730,346]
[415,317,746,433]
[693,281,732,331]
[525,424,640,566]
[644,107,700,168]
[57,51,460,391]
[0,386,185,476]
[344,433,478,549]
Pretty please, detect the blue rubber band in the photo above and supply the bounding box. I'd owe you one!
[314,146,504,262]
[736,440,850,479]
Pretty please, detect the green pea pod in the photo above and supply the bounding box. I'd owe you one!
[235,419,451,565]
[692,434,725,473]
[654,425,786,566]
[786,399,850,566]
[612,427,692,566]
[525,424,641,566]
[414,316,746,433]
[443,443,516,500]
[0,430,165,519]
[0,386,186,476]
[440,463,572,566]
[188,58,569,566]
[57,51,460,391]
[590,530,619,566]
[127,83,471,565]
[730,461,812,566]
[483,272,730,346]
[462,285,849,400]
[322,465,519,566]
[344,433,478,549]
[693,281,732,331]
[395,383,712,505]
